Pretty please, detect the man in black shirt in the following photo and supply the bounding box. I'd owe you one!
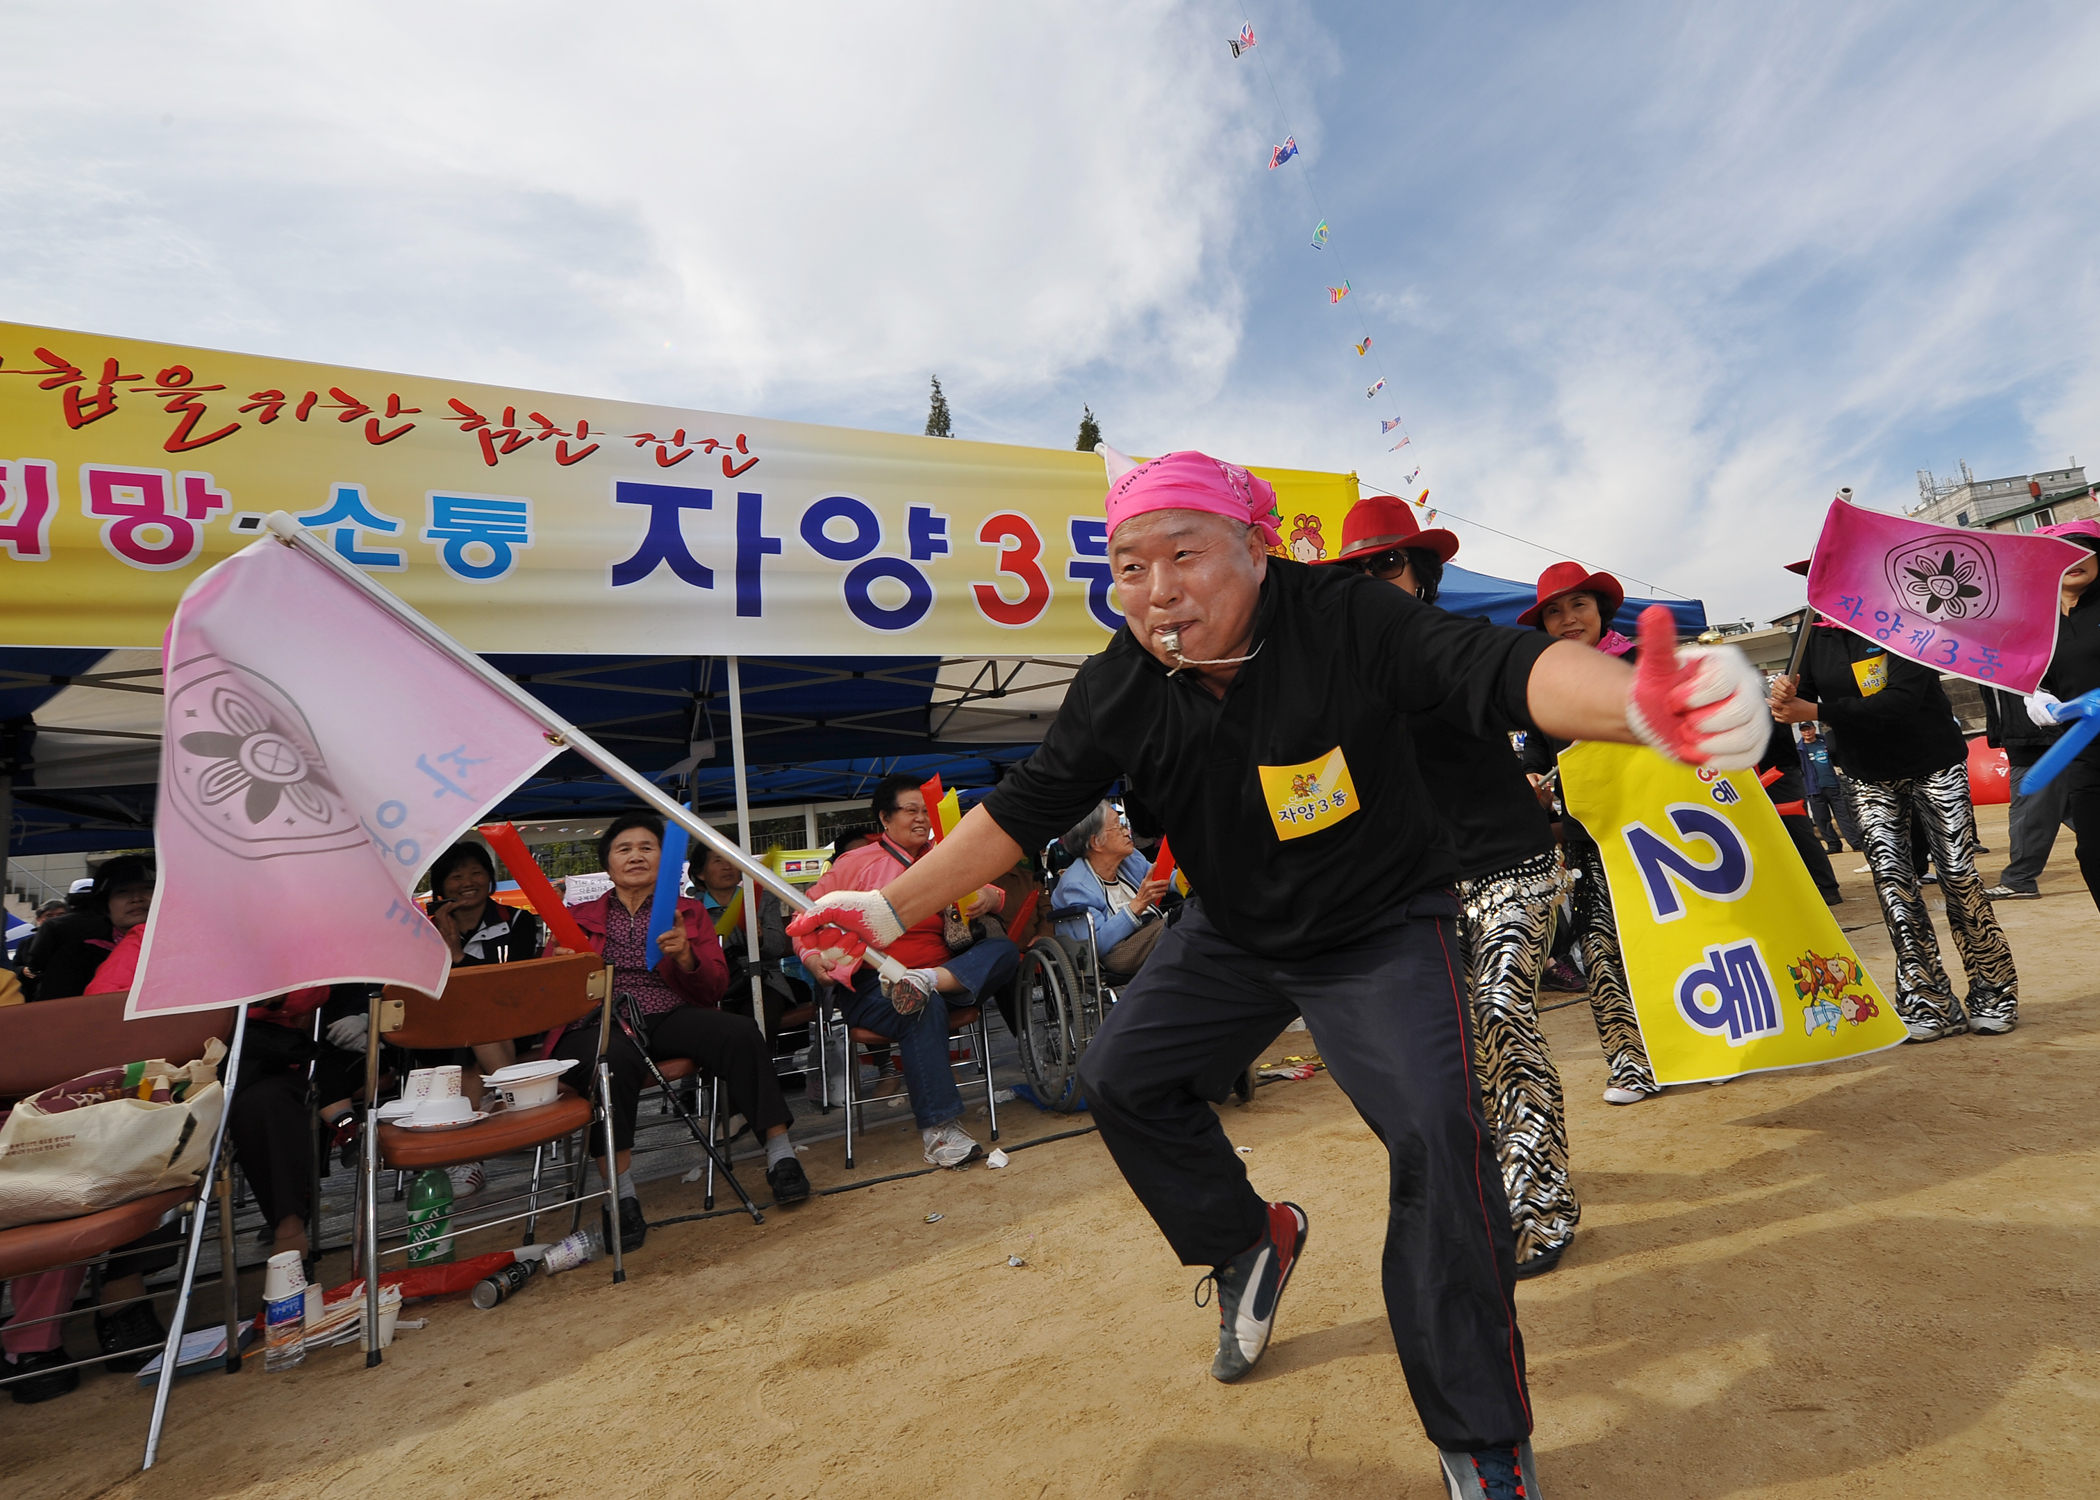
[789,452,1770,1500]
[1772,620,2016,1037]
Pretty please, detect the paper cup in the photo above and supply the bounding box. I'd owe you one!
[404,1066,463,1102]
[261,1249,307,1304]
[360,1284,403,1352]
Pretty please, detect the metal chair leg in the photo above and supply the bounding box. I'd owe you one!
[979,1012,999,1142]
[815,1004,832,1114]
[843,1030,859,1170]
[523,1144,545,1245]
[215,1162,241,1371]
[598,1059,626,1285]
[702,1077,719,1212]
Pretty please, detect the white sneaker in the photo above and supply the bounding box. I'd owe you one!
[1602,1086,1649,1105]
[446,1162,486,1198]
[1969,1014,2016,1035]
[1853,864,1871,874]
[921,1123,983,1169]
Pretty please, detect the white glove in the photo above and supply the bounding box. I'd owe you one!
[785,889,907,982]
[326,1015,369,1053]
[1624,608,1772,771]
[2026,690,2067,727]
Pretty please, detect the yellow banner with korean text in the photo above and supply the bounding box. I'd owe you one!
[0,322,1359,653]
[1559,741,1907,1084]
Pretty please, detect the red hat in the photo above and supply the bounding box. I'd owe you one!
[1317,494,1459,565]
[2037,517,2100,550]
[1518,561,1625,628]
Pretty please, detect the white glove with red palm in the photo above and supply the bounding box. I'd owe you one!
[786,890,906,983]
[1624,605,1771,770]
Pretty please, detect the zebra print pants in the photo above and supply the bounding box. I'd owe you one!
[1457,848,1581,1263]
[1850,763,2018,1033]
[1569,841,1659,1095]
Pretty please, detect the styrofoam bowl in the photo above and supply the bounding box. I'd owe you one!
[495,1075,562,1111]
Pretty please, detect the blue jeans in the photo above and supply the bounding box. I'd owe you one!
[841,937,1019,1129]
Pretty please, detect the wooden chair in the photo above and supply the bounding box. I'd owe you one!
[356,952,617,1365]
[0,992,242,1468]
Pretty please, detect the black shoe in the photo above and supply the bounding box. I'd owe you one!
[1513,1242,1566,1280]
[7,1348,79,1405]
[93,1302,167,1374]
[616,1195,648,1253]
[1198,1201,1309,1382]
[766,1155,812,1205]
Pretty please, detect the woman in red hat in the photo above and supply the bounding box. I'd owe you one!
[1517,563,1659,1104]
[1320,496,1580,1276]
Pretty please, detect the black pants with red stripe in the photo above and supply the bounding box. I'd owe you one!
[1077,894,1531,1451]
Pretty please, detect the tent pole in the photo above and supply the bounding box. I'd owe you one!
[726,658,765,1033]
[254,513,859,946]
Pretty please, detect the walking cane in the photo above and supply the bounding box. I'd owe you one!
[610,990,766,1224]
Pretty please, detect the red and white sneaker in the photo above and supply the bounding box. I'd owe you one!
[1197,1200,1309,1382]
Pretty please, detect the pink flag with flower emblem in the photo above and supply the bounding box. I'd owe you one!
[129,537,561,1016]
[1803,499,2089,695]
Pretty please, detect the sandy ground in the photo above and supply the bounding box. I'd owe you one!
[6,801,2098,1498]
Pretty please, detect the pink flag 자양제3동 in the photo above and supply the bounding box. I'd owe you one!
[1803,499,2090,695]
[130,537,562,1016]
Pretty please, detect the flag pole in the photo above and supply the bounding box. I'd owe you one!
[726,658,769,1031]
[258,514,849,941]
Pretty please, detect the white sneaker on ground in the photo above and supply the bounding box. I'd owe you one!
[446,1162,486,1198]
[1969,1014,2016,1035]
[1601,1086,1649,1105]
[1853,864,1871,874]
[921,1123,983,1169]
[1903,1020,1964,1043]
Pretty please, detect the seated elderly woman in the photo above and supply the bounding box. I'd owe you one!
[550,811,809,1250]
[1050,802,1173,978]
[17,855,157,1001]
[803,774,1017,1169]
[692,845,809,1041]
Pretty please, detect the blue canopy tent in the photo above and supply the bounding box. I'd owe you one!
[1,565,1704,862]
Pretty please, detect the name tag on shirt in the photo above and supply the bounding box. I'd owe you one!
[1257,747,1360,842]
[1851,654,1888,697]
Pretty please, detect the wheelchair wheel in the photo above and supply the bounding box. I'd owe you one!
[1015,938,1083,1110]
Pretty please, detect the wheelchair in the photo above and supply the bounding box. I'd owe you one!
[1011,904,1136,1111]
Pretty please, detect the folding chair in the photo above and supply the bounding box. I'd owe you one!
[838,1000,999,1170]
[0,992,244,1468]
[356,952,620,1365]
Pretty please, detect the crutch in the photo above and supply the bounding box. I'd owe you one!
[610,991,765,1224]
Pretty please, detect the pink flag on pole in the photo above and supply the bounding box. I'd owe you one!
[130,538,561,1016]
[1804,499,2088,694]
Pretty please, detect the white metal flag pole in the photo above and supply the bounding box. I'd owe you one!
[727,657,768,1032]
[259,513,906,984]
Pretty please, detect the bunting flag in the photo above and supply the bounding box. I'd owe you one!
[1366,378,1386,398]
[1404,467,1421,485]
[1390,437,1411,451]
[1311,220,1329,249]
[1229,23,1257,57]
[1326,281,1350,303]
[1268,137,1298,169]
[1380,417,1404,434]
[1423,508,1437,523]
[1354,337,1372,356]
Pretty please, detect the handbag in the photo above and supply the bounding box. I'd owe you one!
[881,836,984,952]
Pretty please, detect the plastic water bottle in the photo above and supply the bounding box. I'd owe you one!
[405,1169,456,1264]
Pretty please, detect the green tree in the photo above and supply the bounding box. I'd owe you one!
[925,375,953,438]
[1076,405,1102,452]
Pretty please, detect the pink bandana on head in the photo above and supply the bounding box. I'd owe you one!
[1104,450,1283,549]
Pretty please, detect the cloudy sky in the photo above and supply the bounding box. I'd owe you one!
[5,1,2097,623]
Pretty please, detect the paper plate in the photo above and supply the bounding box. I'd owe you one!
[395,1110,489,1131]
[483,1059,578,1085]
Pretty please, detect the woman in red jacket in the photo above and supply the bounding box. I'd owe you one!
[550,811,809,1250]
